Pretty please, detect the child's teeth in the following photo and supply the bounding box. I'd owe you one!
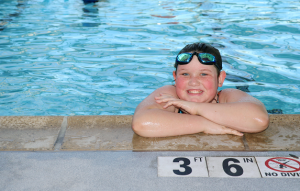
[189,90,202,93]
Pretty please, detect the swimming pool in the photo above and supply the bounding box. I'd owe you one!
[0,0,300,116]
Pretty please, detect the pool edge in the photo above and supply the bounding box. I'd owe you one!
[0,114,299,151]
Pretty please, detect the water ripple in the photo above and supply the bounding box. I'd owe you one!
[1,0,300,115]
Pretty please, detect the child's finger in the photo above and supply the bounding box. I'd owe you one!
[228,129,243,136]
[155,96,168,101]
[163,100,182,109]
[156,96,178,103]
[163,101,175,108]
[156,98,169,103]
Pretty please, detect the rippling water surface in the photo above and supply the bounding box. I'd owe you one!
[0,0,300,115]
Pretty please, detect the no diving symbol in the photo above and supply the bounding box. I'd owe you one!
[265,157,300,173]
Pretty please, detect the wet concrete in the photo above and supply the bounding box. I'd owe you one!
[0,115,299,151]
[245,115,300,151]
[62,115,133,150]
[0,116,63,151]
[132,133,244,151]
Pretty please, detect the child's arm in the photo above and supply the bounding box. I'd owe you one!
[132,85,243,137]
[156,88,269,133]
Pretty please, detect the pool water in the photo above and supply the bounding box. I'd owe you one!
[0,0,300,115]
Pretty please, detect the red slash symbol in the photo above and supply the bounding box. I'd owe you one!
[265,157,300,173]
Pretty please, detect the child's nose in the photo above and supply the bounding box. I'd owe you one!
[188,76,200,86]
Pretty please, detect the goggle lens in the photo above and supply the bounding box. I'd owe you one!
[199,53,215,63]
[177,53,192,62]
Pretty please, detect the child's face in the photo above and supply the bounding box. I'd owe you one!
[173,55,224,103]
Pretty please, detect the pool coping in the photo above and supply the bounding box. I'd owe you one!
[0,114,299,151]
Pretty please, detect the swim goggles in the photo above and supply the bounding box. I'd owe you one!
[175,52,220,70]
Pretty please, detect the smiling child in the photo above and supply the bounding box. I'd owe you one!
[132,42,269,137]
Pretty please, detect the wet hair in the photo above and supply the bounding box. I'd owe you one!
[174,42,222,76]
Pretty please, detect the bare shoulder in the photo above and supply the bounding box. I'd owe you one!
[220,88,264,105]
[155,85,177,94]
[150,85,177,98]
[135,85,177,112]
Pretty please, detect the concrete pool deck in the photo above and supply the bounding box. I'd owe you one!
[0,114,299,152]
[1,115,300,190]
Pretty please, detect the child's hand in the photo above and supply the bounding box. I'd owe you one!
[203,123,244,136]
[155,93,198,115]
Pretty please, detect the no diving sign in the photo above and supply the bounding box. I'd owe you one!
[256,157,300,178]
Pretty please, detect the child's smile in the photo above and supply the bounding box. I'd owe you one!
[187,90,203,94]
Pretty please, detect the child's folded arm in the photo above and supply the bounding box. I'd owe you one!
[194,89,269,133]
[132,86,243,137]
[153,88,269,133]
[132,108,203,137]
[132,108,243,137]
[131,85,199,137]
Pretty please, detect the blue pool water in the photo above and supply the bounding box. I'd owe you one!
[0,0,300,116]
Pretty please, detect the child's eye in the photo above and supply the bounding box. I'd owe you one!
[201,73,207,76]
[182,73,189,76]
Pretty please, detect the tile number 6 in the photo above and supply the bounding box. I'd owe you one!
[173,157,192,175]
[222,158,244,176]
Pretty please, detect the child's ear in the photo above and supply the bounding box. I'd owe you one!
[173,71,176,81]
[218,71,226,87]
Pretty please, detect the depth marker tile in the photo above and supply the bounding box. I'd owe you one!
[207,157,261,178]
[158,156,208,177]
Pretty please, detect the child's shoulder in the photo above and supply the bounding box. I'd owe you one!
[135,85,178,113]
[221,88,243,94]
[152,85,177,96]
[219,88,252,103]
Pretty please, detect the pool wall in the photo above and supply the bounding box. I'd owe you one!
[0,114,299,151]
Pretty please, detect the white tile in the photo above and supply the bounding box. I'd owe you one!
[207,157,261,178]
[256,157,300,178]
[158,156,208,177]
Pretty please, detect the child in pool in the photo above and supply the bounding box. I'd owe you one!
[132,42,269,137]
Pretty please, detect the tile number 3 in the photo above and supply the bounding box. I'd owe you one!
[173,157,192,175]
